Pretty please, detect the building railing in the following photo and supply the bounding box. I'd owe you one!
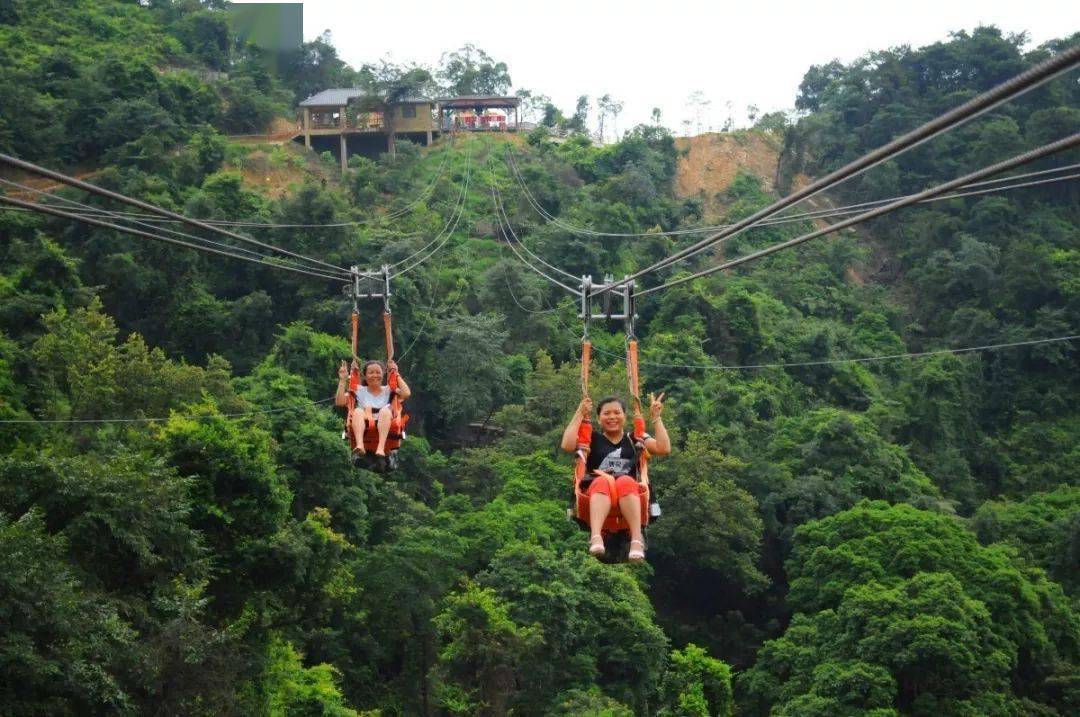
[350,113,385,131]
[305,112,387,131]
[442,116,518,132]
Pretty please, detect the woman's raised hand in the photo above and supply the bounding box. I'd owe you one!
[338,360,349,381]
[649,392,665,421]
[578,396,593,418]
[387,359,398,374]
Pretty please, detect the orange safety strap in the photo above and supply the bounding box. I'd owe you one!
[350,311,360,363]
[626,338,649,489]
[382,311,405,417]
[573,338,593,522]
[627,339,643,424]
[576,338,593,451]
[348,310,360,412]
[580,340,591,398]
[382,311,395,362]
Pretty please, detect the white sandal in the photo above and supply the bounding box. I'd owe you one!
[589,535,606,557]
[628,539,646,562]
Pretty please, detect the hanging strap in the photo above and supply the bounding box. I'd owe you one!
[580,339,591,399]
[626,337,649,488]
[348,309,361,406]
[350,311,360,364]
[627,338,644,432]
[383,311,395,362]
[576,339,593,452]
[576,274,594,455]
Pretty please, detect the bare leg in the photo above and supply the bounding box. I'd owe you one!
[589,492,611,539]
[350,409,366,453]
[375,405,393,456]
[619,492,644,544]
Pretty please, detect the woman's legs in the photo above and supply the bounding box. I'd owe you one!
[614,476,645,560]
[585,475,645,558]
[375,405,393,456]
[589,493,611,538]
[350,408,366,453]
[587,474,617,542]
[618,490,644,544]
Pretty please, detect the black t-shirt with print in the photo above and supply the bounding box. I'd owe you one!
[586,431,640,480]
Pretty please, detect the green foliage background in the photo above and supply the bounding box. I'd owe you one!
[0,3,1078,715]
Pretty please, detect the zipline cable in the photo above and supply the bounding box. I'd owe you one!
[656,167,1080,271]
[490,184,578,294]
[11,166,1076,280]
[507,144,1080,237]
[0,397,337,424]
[0,152,351,277]
[498,255,559,315]
[639,132,1080,296]
[489,163,579,282]
[590,45,1080,295]
[389,139,475,278]
[3,145,453,229]
[588,333,1080,371]
[533,288,1080,371]
[0,195,346,283]
[0,177,344,276]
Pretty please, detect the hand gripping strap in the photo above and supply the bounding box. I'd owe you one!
[577,417,593,450]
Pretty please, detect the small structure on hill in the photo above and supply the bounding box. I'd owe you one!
[298,90,438,172]
[436,95,522,133]
[297,89,523,172]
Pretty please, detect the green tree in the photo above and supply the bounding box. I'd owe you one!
[437,44,512,96]
[742,501,1080,715]
[659,644,734,717]
[648,433,768,594]
[0,510,133,715]
[433,583,542,715]
[973,486,1080,593]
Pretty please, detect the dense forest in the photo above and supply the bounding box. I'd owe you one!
[1,2,1078,715]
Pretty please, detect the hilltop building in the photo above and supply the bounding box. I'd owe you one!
[297,89,522,171]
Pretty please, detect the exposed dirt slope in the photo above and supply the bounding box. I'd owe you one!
[226,116,301,145]
[675,131,781,197]
[675,130,820,219]
[674,130,894,286]
[228,142,341,199]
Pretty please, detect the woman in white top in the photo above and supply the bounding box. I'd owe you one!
[335,359,412,458]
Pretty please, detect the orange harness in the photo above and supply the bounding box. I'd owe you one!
[345,305,409,455]
[571,334,651,534]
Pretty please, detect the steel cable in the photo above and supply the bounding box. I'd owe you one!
[590,45,1080,295]
[0,196,347,283]
[507,144,1080,238]
[389,139,474,277]
[0,177,342,276]
[0,152,351,277]
[640,132,1080,296]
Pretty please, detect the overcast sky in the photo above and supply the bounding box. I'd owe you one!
[255,0,1078,136]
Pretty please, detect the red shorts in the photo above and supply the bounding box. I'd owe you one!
[586,473,642,501]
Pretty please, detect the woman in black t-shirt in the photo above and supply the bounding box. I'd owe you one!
[560,394,671,561]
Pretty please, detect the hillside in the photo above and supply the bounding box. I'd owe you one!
[675,131,782,202]
[1,5,1078,717]
[674,130,823,219]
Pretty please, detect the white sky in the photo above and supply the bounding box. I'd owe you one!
[244,1,1078,137]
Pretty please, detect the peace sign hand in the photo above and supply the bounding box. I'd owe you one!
[649,392,666,421]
